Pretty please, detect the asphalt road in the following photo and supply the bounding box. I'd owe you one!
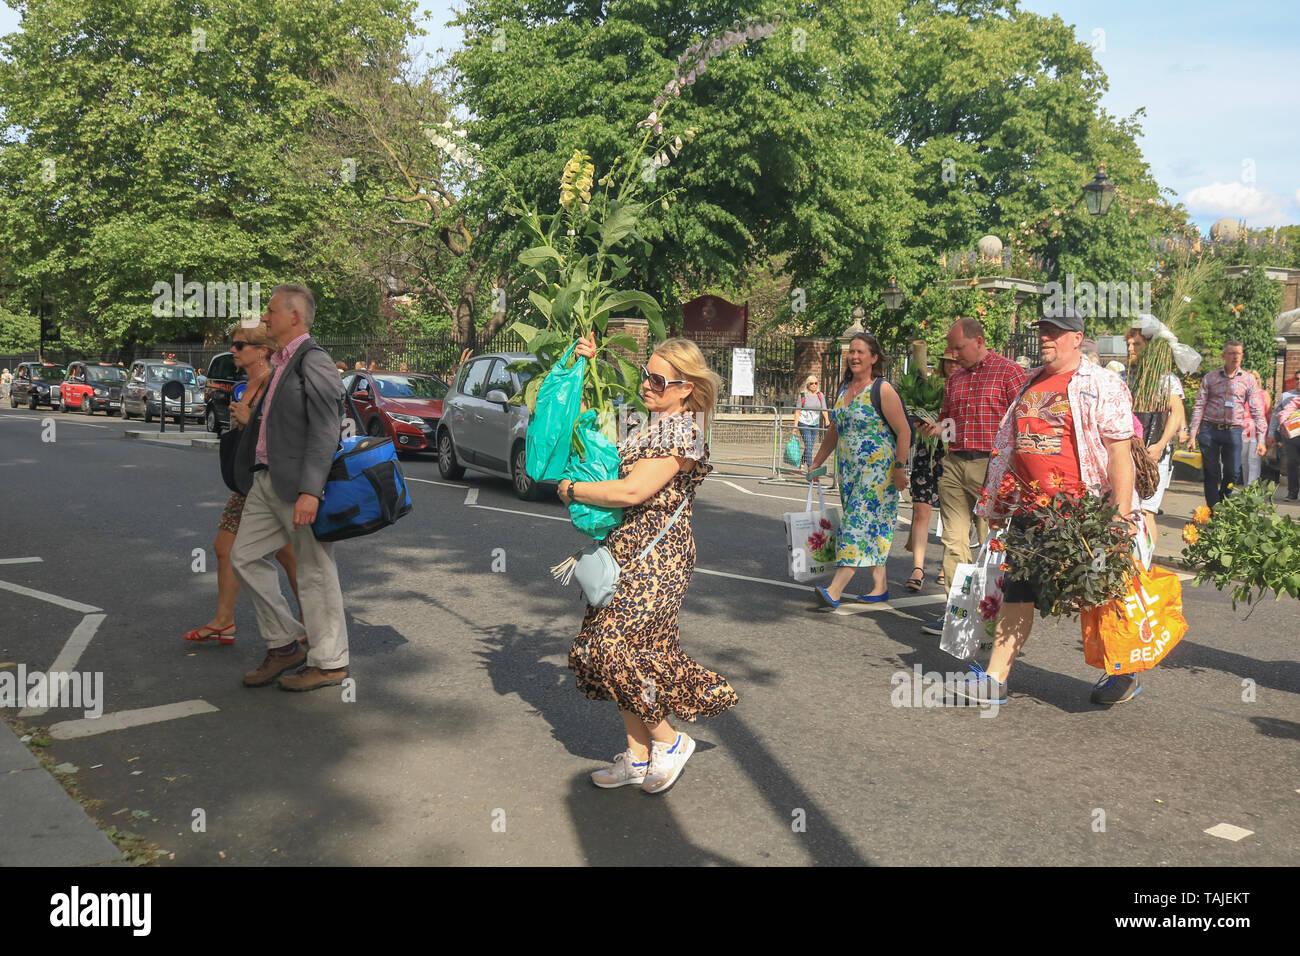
[1,406,1297,866]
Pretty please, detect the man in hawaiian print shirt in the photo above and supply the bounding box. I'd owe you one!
[956,307,1141,707]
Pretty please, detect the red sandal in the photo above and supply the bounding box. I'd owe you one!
[182,624,236,644]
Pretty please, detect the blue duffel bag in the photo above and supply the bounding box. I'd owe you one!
[312,436,413,542]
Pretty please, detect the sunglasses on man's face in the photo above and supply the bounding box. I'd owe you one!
[640,365,688,393]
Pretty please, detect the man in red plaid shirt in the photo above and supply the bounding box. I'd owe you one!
[920,317,1027,636]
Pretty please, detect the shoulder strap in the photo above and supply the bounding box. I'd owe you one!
[638,496,690,561]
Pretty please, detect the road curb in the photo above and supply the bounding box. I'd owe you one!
[0,718,125,867]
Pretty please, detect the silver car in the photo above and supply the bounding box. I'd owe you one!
[120,360,205,424]
[437,351,541,499]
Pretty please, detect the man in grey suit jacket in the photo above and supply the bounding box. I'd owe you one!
[231,283,350,692]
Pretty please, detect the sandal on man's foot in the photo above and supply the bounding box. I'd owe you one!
[183,624,235,644]
[906,568,926,592]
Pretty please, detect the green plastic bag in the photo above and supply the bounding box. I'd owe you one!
[563,410,622,540]
[784,434,803,466]
[526,341,585,483]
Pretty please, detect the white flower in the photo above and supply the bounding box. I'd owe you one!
[683,70,696,85]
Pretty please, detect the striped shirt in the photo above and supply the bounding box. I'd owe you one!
[1189,368,1266,436]
[937,351,1028,452]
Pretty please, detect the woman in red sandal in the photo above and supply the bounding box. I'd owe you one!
[183,322,301,644]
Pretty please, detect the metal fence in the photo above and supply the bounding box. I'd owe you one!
[706,404,781,479]
[698,334,796,408]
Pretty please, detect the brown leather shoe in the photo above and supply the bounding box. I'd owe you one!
[242,646,307,687]
[277,665,349,692]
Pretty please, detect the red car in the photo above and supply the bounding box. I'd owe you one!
[60,361,128,415]
[343,370,448,454]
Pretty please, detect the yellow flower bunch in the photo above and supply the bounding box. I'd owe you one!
[1182,524,1199,545]
[1193,505,1211,526]
[559,149,594,212]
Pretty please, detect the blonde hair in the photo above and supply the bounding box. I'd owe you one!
[653,338,720,419]
[803,373,819,390]
[225,320,277,352]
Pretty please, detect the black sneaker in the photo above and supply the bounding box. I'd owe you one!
[1090,673,1142,705]
[920,616,944,636]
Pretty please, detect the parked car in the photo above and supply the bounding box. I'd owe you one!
[201,351,246,433]
[9,361,66,410]
[119,359,205,423]
[437,352,542,499]
[343,369,448,455]
[60,362,128,415]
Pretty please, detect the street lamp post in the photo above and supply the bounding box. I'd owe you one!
[1082,165,1118,217]
[880,276,904,311]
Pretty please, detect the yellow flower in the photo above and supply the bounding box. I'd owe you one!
[1182,524,1199,545]
[1193,505,1211,526]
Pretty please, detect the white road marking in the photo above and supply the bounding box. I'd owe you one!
[0,579,102,613]
[1203,823,1254,842]
[407,476,469,490]
[695,568,813,592]
[48,700,219,740]
[18,613,107,717]
[464,487,479,505]
[834,593,946,612]
[712,478,835,503]
[470,503,568,523]
[0,413,108,429]
[0,557,42,565]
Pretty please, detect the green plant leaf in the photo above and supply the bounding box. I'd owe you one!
[519,245,562,269]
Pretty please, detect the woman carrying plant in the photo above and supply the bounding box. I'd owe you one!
[807,333,911,607]
[183,322,300,645]
[904,355,955,591]
[560,333,737,794]
[1126,318,1189,550]
[795,374,829,468]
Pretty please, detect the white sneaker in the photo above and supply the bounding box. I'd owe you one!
[641,733,696,794]
[591,750,650,788]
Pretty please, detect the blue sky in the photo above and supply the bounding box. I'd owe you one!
[4,1,1296,233]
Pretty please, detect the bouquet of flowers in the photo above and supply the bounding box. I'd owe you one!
[987,468,1136,619]
[1181,481,1300,608]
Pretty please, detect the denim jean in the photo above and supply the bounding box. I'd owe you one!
[798,424,819,467]
[1198,425,1242,507]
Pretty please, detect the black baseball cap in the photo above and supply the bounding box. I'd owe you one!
[1039,306,1085,333]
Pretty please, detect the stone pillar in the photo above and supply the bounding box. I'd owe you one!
[604,316,649,363]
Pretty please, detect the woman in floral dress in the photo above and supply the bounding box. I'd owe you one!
[807,333,911,607]
[558,335,737,794]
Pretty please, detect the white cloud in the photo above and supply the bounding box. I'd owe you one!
[1184,182,1288,225]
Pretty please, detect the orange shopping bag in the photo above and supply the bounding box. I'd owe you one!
[1081,562,1188,675]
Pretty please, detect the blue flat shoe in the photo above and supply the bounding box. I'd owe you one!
[814,585,840,609]
[855,590,890,603]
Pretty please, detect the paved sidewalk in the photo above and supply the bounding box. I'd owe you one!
[0,719,123,866]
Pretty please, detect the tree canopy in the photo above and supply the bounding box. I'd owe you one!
[0,0,417,350]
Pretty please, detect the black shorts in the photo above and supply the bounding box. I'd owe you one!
[1000,516,1053,613]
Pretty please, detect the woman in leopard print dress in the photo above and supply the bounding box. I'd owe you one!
[558,336,738,794]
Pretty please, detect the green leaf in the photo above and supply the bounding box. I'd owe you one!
[603,332,639,354]
[508,321,540,342]
[527,291,553,322]
[599,203,639,250]
[518,245,562,269]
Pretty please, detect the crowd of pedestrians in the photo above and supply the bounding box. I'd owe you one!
[795,306,1294,708]
[158,288,1294,793]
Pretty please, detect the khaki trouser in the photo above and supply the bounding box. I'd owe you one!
[232,471,349,669]
[937,454,991,587]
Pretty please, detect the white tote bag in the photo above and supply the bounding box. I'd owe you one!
[940,533,1005,661]
[784,484,841,583]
